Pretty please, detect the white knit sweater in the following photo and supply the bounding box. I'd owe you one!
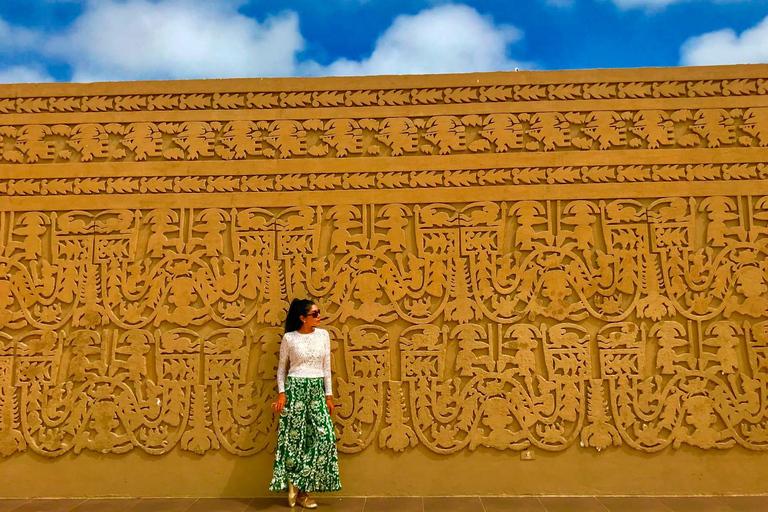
[276,328,333,396]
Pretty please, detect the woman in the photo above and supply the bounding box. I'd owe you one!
[270,299,341,508]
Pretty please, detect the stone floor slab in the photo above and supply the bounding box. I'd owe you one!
[312,498,365,512]
[70,500,142,512]
[481,497,546,512]
[424,497,483,512]
[363,498,423,512]
[597,497,671,512]
[716,496,768,512]
[656,497,736,512]
[245,496,362,511]
[538,497,608,512]
[124,499,197,512]
[246,498,294,511]
[0,501,30,512]
[184,498,253,512]
[12,500,86,512]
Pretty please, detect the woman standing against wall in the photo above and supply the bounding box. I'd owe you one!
[270,299,341,508]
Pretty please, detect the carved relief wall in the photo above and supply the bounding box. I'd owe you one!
[1,65,768,495]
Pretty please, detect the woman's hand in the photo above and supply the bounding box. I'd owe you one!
[326,396,335,415]
[271,393,287,414]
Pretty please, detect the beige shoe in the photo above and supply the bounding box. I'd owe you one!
[297,495,318,509]
[287,481,298,508]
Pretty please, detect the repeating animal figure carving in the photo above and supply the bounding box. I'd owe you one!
[478,114,523,152]
[690,109,735,148]
[0,107,766,164]
[216,121,262,160]
[120,123,164,160]
[577,111,627,150]
[172,122,217,159]
[375,118,419,156]
[423,116,466,155]
[321,119,363,157]
[68,124,110,161]
[526,113,571,151]
[15,125,56,163]
[629,110,675,149]
[741,108,768,147]
[264,120,306,158]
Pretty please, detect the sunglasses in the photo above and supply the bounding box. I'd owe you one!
[306,310,322,318]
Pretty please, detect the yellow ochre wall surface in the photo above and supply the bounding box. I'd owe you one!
[1,65,768,497]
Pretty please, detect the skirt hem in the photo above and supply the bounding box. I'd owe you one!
[269,483,342,493]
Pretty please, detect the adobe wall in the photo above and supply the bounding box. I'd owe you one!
[1,65,768,497]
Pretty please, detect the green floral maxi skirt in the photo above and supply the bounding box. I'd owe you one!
[270,377,342,493]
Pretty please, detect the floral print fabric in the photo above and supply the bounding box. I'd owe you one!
[270,377,341,493]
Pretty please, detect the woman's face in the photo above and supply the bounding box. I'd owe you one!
[300,304,322,328]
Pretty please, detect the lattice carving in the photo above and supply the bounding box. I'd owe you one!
[1,66,768,458]
[0,198,766,455]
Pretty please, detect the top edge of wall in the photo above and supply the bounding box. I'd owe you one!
[1,64,767,97]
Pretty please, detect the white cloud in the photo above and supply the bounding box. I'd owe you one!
[0,65,53,84]
[304,4,528,76]
[610,0,683,8]
[47,0,305,82]
[0,17,49,83]
[0,2,531,82]
[681,15,768,65]
[608,0,743,11]
[0,17,43,53]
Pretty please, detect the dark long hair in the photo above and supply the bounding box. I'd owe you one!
[285,298,315,333]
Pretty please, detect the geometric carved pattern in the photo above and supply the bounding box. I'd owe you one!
[1,66,768,458]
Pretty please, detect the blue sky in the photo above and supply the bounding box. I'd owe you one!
[0,0,766,83]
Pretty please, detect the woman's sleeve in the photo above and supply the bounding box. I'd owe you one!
[277,334,289,393]
[323,332,333,396]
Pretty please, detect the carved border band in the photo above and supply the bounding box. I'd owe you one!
[1,78,767,116]
[0,107,767,165]
[1,163,767,197]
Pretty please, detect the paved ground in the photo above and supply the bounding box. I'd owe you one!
[0,496,767,512]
